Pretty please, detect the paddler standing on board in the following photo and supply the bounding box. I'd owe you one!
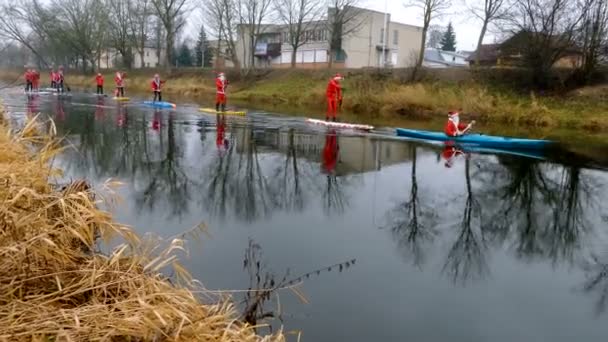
[56,66,65,93]
[114,71,126,97]
[24,69,33,92]
[32,69,40,91]
[151,74,165,101]
[95,73,104,95]
[326,74,343,122]
[50,68,57,89]
[215,72,228,112]
[445,111,475,137]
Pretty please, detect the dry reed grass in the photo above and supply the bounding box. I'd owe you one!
[0,104,284,342]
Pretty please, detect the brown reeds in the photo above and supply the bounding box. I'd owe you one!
[0,104,284,341]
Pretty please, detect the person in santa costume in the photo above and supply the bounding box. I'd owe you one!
[326,74,343,122]
[444,110,475,137]
[151,74,165,101]
[215,72,229,112]
[114,71,126,97]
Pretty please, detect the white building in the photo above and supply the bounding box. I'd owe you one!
[235,6,423,69]
[98,44,165,69]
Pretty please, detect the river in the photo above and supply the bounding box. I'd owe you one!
[3,90,608,342]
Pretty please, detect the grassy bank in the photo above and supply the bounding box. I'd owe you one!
[2,68,607,131]
[0,104,284,341]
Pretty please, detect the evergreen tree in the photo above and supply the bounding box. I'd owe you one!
[195,25,213,67]
[440,22,457,52]
[176,43,193,67]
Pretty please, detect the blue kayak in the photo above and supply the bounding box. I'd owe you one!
[396,128,552,150]
[142,101,176,109]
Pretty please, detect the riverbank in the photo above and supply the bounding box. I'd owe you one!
[0,104,284,341]
[2,68,607,131]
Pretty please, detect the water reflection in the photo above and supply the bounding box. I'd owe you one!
[384,145,437,268]
[443,158,488,284]
[581,254,608,315]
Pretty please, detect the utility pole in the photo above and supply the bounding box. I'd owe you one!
[382,0,388,68]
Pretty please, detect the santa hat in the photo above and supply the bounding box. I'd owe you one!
[154,74,160,78]
[97,73,102,76]
[448,111,459,118]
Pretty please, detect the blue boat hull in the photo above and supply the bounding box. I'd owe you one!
[142,101,176,109]
[395,128,551,150]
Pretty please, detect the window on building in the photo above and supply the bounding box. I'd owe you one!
[147,63,150,67]
[393,30,398,45]
[146,51,149,57]
[380,28,385,44]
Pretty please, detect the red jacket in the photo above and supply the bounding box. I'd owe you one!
[50,72,56,82]
[151,78,164,91]
[95,75,104,86]
[216,78,228,94]
[25,71,32,82]
[444,120,468,137]
[114,73,124,87]
[326,79,342,99]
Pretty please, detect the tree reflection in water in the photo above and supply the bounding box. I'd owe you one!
[384,145,437,268]
[134,113,191,219]
[475,155,601,265]
[581,254,608,315]
[443,158,488,284]
[203,125,271,222]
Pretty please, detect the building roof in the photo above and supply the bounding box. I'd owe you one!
[465,44,500,62]
[424,49,468,66]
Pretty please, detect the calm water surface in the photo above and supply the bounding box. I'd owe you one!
[3,91,608,342]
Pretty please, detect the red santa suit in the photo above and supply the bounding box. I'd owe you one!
[326,74,343,120]
[215,73,228,111]
[444,111,471,137]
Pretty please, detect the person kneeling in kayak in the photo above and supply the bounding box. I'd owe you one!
[445,111,475,137]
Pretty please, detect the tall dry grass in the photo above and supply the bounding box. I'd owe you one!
[0,104,284,341]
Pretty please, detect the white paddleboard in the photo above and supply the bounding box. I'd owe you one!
[306,118,374,131]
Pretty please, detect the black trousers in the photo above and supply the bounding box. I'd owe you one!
[25,81,33,92]
[97,85,104,94]
[116,87,124,97]
[153,91,162,101]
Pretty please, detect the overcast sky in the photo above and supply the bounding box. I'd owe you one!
[363,0,495,52]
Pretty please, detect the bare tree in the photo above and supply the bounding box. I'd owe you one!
[506,0,589,86]
[201,0,241,69]
[579,0,608,82]
[107,0,134,69]
[274,0,325,68]
[464,0,508,65]
[426,24,445,48]
[235,0,273,70]
[405,0,452,68]
[0,3,48,66]
[53,0,109,72]
[326,0,364,68]
[129,0,153,68]
[151,0,189,69]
